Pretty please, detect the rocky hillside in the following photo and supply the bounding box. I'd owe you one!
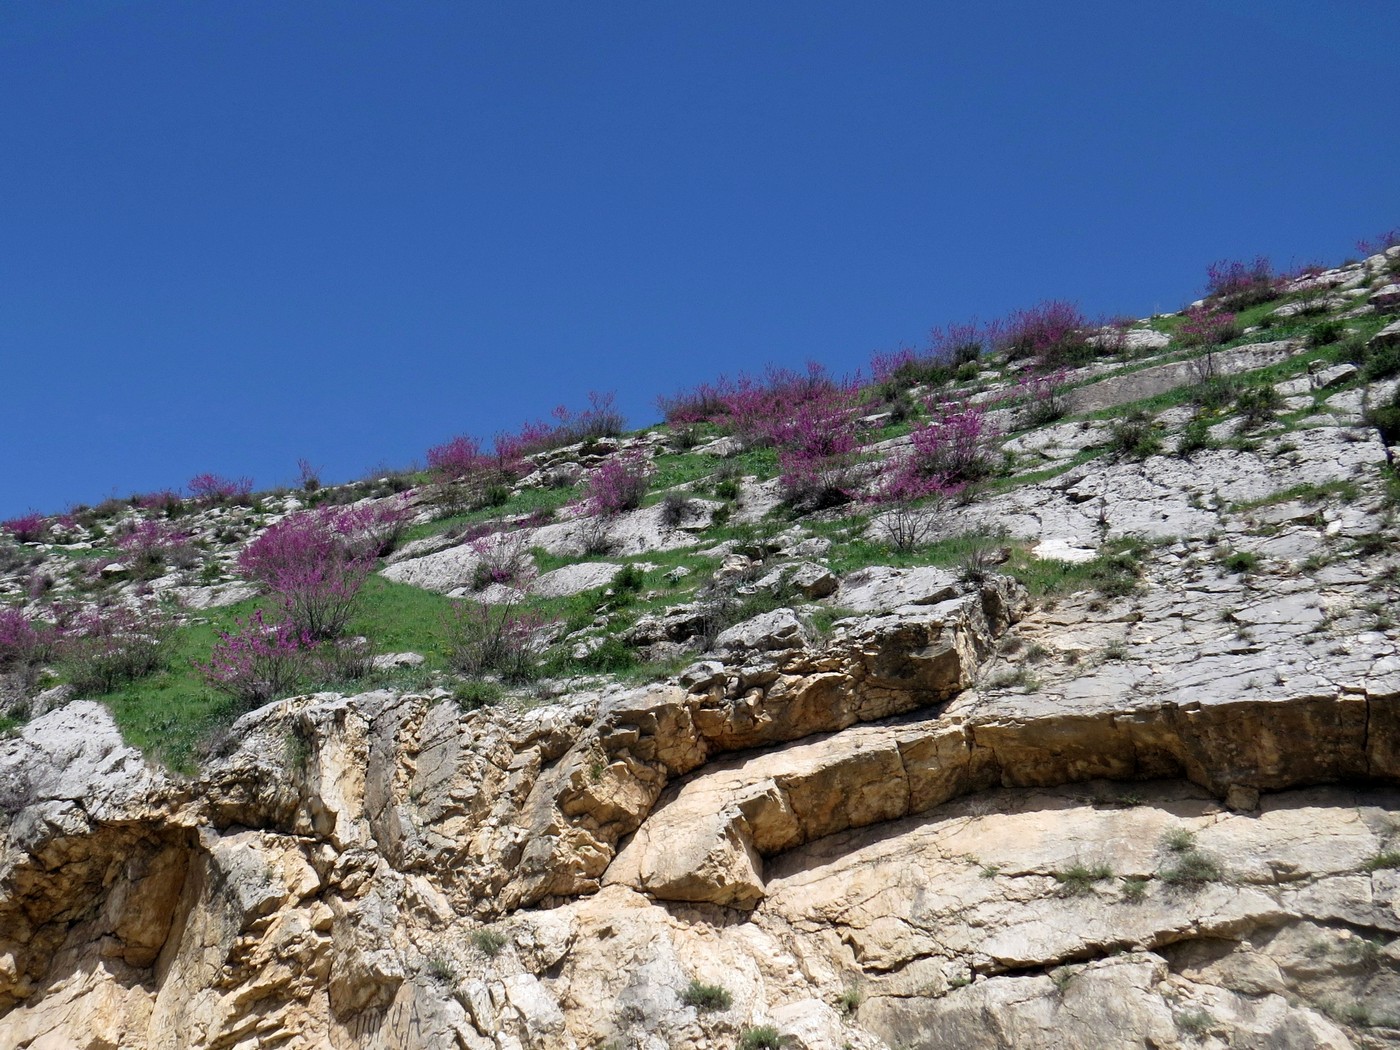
[2,247,1400,1049]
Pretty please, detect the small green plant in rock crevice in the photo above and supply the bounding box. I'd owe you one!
[1176,416,1217,458]
[1052,862,1114,896]
[283,723,313,772]
[558,635,638,676]
[989,666,1041,692]
[451,680,503,710]
[1121,875,1149,902]
[470,927,508,958]
[1218,549,1261,576]
[679,979,732,1012]
[1175,1007,1214,1037]
[1005,536,1151,599]
[1234,384,1282,432]
[1109,411,1163,460]
[1162,827,1196,852]
[1363,850,1400,872]
[426,953,458,984]
[739,1026,783,1050]
[1340,935,1386,970]
[1158,828,1224,888]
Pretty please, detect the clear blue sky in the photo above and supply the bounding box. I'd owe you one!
[3,1,1398,517]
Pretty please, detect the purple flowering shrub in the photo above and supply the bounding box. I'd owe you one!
[658,366,870,468]
[237,510,375,639]
[930,319,997,364]
[658,363,855,447]
[722,363,852,448]
[1204,257,1276,310]
[425,435,504,511]
[468,528,536,590]
[2,513,47,544]
[431,393,629,491]
[1176,306,1238,348]
[197,609,315,707]
[0,607,58,672]
[865,467,963,506]
[61,602,174,696]
[656,379,733,425]
[427,435,493,481]
[870,321,994,400]
[328,496,415,558]
[427,395,626,507]
[868,346,924,391]
[997,301,1095,368]
[117,519,196,579]
[188,473,254,506]
[901,398,997,487]
[861,430,975,552]
[579,449,655,517]
[132,490,183,515]
[1356,228,1400,257]
[765,386,862,510]
[1012,368,1071,428]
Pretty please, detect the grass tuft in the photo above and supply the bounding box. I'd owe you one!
[680,979,732,1012]
[1052,862,1113,896]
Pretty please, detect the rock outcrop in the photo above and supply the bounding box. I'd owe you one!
[4,251,1400,1047]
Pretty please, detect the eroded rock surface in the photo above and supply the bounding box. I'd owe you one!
[5,278,1400,1047]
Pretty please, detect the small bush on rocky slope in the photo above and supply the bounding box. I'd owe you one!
[188,472,253,506]
[469,528,535,589]
[425,954,457,983]
[1109,412,1163,460]
[61,602,175,696]
[238,508,381,640]
[1366,384,1400,447]
[1233,384,1282,432]
[1177,304,1238,349]
[116,519,198,580]
[470,928,507,957]
[197,610,315,707]
[1053,862,1114,896]
[999,300,1096,368]
[444,598,550,682]
[869,490,954,553]
[1014,368,1070,427]
[0,607,58,675]
[1205,257,1276,310]
[1159,829,1224,887]
[1,512,47,543]
[739,1027,782,1050]
[579,448,654,516]
[680,979,731,1011]
[869,320,987,400]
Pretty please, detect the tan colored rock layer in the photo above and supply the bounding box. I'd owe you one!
[3,574,1399,1048]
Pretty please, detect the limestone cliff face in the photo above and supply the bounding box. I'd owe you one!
[4,253,1400,1048]
[4,563,1399,1050]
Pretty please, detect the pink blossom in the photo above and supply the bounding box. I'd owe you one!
[197,608,315,706]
